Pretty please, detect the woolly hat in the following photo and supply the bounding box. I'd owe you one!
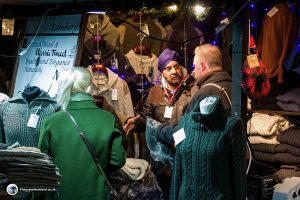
[157,48,182,72]
[249,36,256,49]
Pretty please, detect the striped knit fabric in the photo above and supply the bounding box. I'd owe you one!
[276,143,300,156]
[277,127,300,148]
[170,97,247,200]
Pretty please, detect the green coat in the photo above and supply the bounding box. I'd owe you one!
[35,93,126,200]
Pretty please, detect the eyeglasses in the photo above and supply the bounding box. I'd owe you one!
[164,64,181,72]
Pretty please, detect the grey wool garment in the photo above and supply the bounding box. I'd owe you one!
[0,90,59,147]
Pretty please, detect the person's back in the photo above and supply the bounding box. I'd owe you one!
[34,67,126,200]
[189,43,232,112]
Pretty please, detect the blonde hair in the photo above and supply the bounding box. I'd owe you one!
[194,44,222,69]
[56,67,92,110]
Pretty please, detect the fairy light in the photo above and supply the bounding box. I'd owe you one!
[193,4,210,21]
[168,4,178,12]
[194,4,205,15]
[250,21,256,28]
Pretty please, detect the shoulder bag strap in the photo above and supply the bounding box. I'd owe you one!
[201,83,232,107]
[64,110,118,196]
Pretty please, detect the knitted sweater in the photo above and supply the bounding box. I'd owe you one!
[0,90,59,147]
[257,3,297,83]
[88,66,134,119]
[126,50,160,85]
[171,96,246,200]
[117,17,163,56]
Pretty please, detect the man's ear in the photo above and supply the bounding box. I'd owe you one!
[201,62,207,72]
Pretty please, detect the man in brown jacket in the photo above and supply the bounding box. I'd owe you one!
[123,48,195,199]
[123,48,195,135]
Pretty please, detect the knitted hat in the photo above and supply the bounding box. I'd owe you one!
[249,36,256,49]
[157,48,182,72]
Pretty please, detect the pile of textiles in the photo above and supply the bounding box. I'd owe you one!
[110,158,163,200]
[247,112,294,164]
[276,87,300,112]
[0,146,60,190]
[276,127,300,165]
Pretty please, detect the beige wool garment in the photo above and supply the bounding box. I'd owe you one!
[88,66,135,119]
[121,158,149,181]
[126,50,160,85]
[247,112,293,136]
[248,135,279,145]
[86,14,119,48]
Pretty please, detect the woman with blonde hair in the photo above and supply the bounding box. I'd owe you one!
[34,66,126,200]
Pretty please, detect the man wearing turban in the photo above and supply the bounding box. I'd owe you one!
[123,48,196,199]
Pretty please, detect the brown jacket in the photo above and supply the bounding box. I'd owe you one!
[135,80,196,132]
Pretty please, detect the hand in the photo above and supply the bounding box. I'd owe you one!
[123,115,140,135]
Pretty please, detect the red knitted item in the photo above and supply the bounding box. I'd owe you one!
[241,36,271,101]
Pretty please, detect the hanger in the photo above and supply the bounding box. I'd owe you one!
[133,44,152,58]
[131,11,148,23]
[92,63,108,76]
[93,35,105,46]
[22,85,42,103]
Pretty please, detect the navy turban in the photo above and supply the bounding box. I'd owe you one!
[157,48,182,72]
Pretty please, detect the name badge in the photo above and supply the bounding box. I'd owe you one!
[112,89,118,101]
[173,128,186,146]
[164,106,173,119]
[27,114,40,128]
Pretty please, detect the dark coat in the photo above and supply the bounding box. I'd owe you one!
[184,69,232,113]
[35,93,126,200]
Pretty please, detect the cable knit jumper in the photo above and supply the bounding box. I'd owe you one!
[171,96,247,200]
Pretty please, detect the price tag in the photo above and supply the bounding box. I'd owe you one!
[247,54,260,68]
[267,7,278,17]
[112,89,118,101]
[164,106,173,119]
[2,19,15,36]
[27,114,40,128]
[220,17,230,25]
[173,128,186,146]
